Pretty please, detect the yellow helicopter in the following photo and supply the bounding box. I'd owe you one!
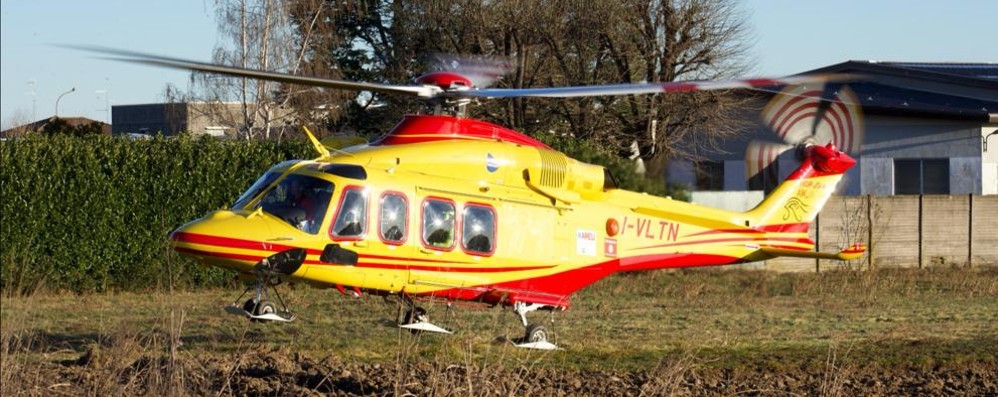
[97,48,866,350]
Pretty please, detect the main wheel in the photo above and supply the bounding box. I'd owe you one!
[250,300,276,322]
[524,324,548,343]
[242,298,257,313]
[403,307,428,324]
[402,307,428,334]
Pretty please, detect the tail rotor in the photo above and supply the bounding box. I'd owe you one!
[746,83,863,185]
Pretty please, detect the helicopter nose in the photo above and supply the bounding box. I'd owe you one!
[169,210,279,273]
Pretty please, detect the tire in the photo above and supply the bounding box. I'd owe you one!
[404,307,428,324]
[402,307,428,334]
[242,298,257,313]
[524,324,548,343]
[250,300,277,322]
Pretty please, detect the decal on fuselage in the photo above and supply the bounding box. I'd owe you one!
[620,217,680,241]
[486,153,499,173]
[576,229,597,256]
[604,238,617,258]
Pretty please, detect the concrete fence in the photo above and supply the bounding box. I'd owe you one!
[692,192,998,272]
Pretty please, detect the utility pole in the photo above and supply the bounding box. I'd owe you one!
[27,80,37,120]
[95,89,111,124]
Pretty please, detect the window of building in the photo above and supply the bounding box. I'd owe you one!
[331,187,368,239]
[422,198,456,250]
[894,159,949,194]
[379,192,407,244]
[695,160,724,191]
[462,204,496,255]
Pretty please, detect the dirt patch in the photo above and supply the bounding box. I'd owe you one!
[8,348,997,396]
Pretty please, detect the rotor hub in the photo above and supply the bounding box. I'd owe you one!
[416,71,473,91]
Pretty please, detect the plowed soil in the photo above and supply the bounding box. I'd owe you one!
[12,348,997,396]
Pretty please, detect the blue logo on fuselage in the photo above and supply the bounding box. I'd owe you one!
[486,153,499,173]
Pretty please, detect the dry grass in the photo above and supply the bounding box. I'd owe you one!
[2,266,997,395]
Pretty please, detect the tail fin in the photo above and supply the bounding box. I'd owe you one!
[744,144,855,232]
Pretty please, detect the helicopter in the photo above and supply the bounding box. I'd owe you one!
[93,48,866,350]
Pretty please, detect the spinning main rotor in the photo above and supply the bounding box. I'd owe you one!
[79,45,850,116]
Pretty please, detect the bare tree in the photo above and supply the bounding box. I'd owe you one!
[183,0,328,139]
[289,0,753,177]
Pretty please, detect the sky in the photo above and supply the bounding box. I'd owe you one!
[2,0,996,129]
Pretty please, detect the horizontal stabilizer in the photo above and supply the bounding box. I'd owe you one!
[761,243,866,260]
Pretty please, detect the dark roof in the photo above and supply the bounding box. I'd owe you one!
[800,61,998,122]
[875,62,998,81]
[1,116,112,138]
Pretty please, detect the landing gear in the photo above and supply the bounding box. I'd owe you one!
[242,298,277,320]
[225,279,295,322]
[511,302,560,350]
[224,249,305,323]
[393,295,452,334]
[523,323,549,344]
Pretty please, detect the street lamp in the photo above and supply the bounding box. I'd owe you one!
[55,87,76,118]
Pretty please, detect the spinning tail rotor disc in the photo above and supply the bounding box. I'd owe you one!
[746,84,863,181]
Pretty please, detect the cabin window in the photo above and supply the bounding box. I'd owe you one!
[331,187,368,238]
[462,204,496,255]
[421,198,456,250]
[379,192,408,244]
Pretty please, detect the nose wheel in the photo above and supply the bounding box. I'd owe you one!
[224,275,295,323]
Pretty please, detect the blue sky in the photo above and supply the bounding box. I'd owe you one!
[2,0,996,128]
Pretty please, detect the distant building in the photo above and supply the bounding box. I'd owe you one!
[670,61,998,196]
[111,102,295,137]
[0,116,111,139]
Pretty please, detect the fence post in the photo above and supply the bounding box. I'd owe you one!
[918,194,924,269]
[867,194,875,270]
[815,212,820,273]
[968,194,974,267]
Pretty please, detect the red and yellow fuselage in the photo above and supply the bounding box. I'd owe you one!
[170,115,860,309]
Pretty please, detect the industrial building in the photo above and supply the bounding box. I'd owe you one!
[670,61,997,196]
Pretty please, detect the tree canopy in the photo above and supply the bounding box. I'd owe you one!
[197,0,755,182]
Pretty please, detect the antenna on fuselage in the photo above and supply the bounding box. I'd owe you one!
[303,126,354,159]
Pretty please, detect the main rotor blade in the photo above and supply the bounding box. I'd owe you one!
[460,75,852,99]
[71,45,440,98]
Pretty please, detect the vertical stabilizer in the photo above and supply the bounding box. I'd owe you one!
[744,144,854,232]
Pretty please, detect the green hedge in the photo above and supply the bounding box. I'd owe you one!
[0,135,311,293]
[0,133,678,294]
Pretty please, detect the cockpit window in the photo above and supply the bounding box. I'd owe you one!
[331,187,368,238]
[232,160,300,210]
[256,174,334,234]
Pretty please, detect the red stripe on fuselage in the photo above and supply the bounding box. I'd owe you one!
[172,231,304,253]
[636,236,813,250]
[417,253,743,306]
[173,232,474,264]
[353,261,554,273]
[684,223,810,237]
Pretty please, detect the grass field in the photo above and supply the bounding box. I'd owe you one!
[3,266,997,395]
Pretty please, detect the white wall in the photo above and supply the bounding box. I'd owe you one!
[983,125,998,195]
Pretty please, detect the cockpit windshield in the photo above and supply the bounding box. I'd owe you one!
[260,174,334,234]
[232,167,334,234]
[232,160,300,210]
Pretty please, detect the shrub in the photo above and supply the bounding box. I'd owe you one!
[0,135,311,293]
